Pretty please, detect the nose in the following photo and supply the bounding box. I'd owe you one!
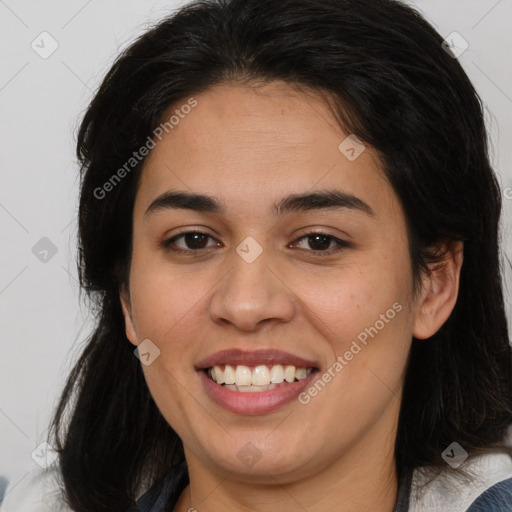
[209,246,295,332]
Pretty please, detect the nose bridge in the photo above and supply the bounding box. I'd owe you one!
[209,239,295,330]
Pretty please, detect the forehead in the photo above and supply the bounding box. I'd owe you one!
[137,81,392,216]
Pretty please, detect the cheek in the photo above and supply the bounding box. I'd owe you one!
[290,255,412,348]
[128,250,216,343]
[128,254,208,432]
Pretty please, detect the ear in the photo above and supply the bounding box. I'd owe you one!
[412,240,464,340]
[120,285,138,347]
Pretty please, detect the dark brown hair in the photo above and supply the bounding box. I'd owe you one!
[48,0,512,510]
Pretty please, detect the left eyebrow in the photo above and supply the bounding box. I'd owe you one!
[144,189,375,217]
[273,190,375,217]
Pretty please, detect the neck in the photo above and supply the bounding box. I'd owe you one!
[174,410,400,512]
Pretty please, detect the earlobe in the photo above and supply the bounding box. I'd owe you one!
[412,240,464,340]
[120,286,138,347]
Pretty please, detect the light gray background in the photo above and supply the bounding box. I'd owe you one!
[1,0,511,492]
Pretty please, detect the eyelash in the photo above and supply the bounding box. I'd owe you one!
[161,231,351,256]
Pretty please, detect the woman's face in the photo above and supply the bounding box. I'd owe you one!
[121,81,454,484]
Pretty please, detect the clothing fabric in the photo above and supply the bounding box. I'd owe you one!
[465,477,512,511]
[409,452,512,512]
[2,453,512,511]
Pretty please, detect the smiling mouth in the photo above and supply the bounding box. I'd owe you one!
[206,364,315,392]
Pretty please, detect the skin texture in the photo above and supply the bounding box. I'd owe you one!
[120,81,463,512]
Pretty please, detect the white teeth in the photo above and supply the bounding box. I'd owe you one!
[269,364,284,383]
[208,364,313,388]
[252,365,270,386]
[213,366,224,385]
[295,367,308,380]
[223,364,236,384]
[235,365,252,386]
[224,383,279,392]
[284,365,295,383]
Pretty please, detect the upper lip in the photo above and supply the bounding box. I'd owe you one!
[195,349,319,370]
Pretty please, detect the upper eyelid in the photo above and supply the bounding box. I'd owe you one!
[164,231,219,247]
[164,230,347,250]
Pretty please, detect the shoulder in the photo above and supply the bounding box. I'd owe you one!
[135,462,189,512]
[409,452,512,512]
[465,476,512,511]
[0,462,188,512]
[0,466,72,512]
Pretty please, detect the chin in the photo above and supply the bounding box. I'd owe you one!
[198,434,318,480]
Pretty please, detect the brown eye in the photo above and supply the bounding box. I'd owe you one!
[181,232,209,249]
[290,232,351,255]
[306,234,332,250]
[163,231,219,252]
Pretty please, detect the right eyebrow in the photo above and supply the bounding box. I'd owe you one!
[145,191,224,216]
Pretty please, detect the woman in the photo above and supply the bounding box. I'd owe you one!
[2,0,512,510]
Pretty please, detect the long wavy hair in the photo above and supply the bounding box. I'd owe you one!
[48,0,512,510]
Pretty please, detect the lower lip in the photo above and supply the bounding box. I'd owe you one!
[198,370,317,415]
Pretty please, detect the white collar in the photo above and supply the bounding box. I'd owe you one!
[409,452,512,512]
